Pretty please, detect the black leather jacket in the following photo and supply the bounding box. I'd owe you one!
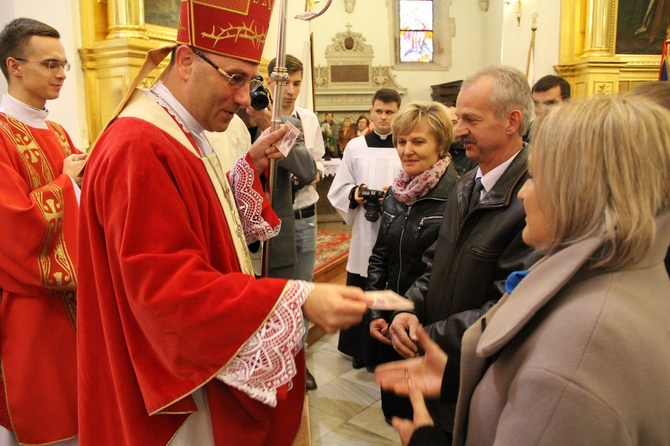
[367,163,460,320]
[399,144,542,356]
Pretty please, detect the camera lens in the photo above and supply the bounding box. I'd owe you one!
[364,202,380,222]
[249,75,269,111]
[361,189,383,222]
[250,91,269,110]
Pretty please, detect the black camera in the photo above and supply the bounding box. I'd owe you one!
[359,188,385,222]
[291,174,306,192]
[250,75,270,110]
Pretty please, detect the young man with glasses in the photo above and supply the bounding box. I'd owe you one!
[76,1,369,444]
[0,17,84,446]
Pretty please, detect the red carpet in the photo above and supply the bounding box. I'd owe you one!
[314,230,350,276]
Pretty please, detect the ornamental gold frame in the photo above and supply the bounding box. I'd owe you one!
[557,0,661,99]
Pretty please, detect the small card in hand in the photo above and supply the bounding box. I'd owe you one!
[276,120,300,157]
[365,290,415,311]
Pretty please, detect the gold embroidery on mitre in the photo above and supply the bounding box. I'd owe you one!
[196,0,273,13]
[35,184,77,292]
[201,22,267,49]
[196,0,269,49]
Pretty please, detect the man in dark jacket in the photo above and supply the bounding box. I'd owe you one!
[388,66,542,433]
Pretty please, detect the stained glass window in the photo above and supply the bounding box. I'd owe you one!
[399,0,434,63]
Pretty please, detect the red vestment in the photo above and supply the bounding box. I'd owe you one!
[0,113,80,444]
[78,101,305,445]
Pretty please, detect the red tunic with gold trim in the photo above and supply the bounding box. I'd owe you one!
[77,94,307,445]
[0,112,80,444]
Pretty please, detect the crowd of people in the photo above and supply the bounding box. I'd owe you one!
[321,112,373,158]
[1,3,669,446]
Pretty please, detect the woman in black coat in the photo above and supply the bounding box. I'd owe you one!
[366,101,460,422]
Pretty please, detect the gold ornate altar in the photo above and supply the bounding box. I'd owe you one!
[78,0,271,147]
[557,0,665,98]
[78,0,177,146]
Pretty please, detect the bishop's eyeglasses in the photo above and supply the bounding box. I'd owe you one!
[191,48,262,91]
[14,58,71,72]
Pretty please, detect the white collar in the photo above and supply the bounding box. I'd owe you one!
[0,93,49,129]
[374,129,392,140]
[476,150,520,196]
[150,82,213,156]
[288,106,299,119]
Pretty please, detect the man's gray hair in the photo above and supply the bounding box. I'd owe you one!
[462,66,534,136]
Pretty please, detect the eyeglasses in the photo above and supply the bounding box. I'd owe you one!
[14,58,71,72]
[191,48,262,91]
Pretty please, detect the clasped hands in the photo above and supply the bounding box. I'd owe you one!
[375,311,423,359]
[63,153,88,186]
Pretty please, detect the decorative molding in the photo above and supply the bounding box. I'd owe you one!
[314,24,405,114]
[594,81,613,95]
[324,23,373,58]
[145,24,177,42]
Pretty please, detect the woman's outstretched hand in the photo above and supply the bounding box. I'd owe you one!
[374,326,448,398]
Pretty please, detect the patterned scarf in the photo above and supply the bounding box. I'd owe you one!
[393,157,451,206]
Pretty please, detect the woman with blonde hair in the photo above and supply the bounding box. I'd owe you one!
[367,101,459,423]
[376,94,670,445]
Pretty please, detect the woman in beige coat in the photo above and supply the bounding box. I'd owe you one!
[376,94,670,446]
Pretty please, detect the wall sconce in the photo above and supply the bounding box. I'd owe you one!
[503,0,522,26]
[480,0,489,11]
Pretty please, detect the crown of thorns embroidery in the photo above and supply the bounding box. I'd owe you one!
[201,21,267,48]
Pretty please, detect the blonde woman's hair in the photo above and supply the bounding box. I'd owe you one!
[530,94,670,269]
[391,101,455,159]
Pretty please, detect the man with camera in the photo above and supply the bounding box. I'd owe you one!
[328,88,403,370]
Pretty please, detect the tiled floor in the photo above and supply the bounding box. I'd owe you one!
[305,265,401,445]
[305,332,400,445]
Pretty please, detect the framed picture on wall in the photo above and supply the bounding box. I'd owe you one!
[615,0,669,54]
[145,0,181,29]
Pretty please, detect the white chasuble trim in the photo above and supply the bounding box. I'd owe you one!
[216,280,312,407]
[229,156,281,244]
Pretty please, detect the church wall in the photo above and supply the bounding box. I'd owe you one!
[264,0,563,112]
[1,0,565,148]
[498,0,563,84]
